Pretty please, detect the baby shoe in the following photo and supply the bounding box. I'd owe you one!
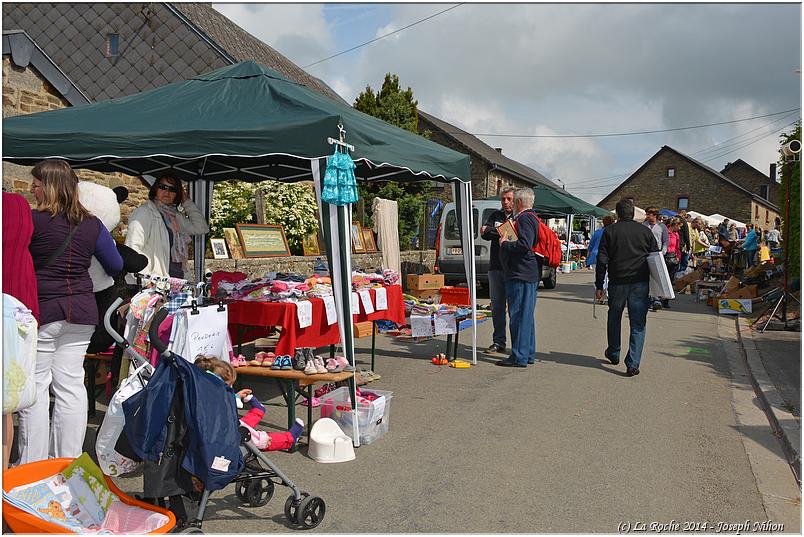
[270,355,284,370]
[280,355,293,370]
[235,354,248,367]
[293,348,307,371]
[313,355,327,374]
[335,355,355,372]
[303,356,318,375]
[261,352,276,367]
[301,396,320,407]
[325,358,343,373]
[248,351,265,367]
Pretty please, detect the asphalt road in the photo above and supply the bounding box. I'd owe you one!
[106,271,797,532]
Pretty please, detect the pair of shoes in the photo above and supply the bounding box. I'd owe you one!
[626,367,640,377]
[359,368,381,382]
[325,358,343,372]
[301,396,320,407]
[314,382,336,398]
[485,343,506,354]
[231,354,248,367]
[293,348,307,371]
[605,352,620,365]
[249,351,274,367]
[333,355,355,372]
[495,360,526,368]
[304,354,327,375]
[271,355,293,370]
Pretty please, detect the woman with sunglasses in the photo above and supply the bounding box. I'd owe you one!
[125,174,209,279]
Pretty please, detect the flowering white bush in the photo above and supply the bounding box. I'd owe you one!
[259,180,319,255]
[209,181,256,238]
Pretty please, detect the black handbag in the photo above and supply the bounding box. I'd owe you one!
[664,251,678,265]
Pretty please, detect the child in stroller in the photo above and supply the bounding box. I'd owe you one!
[193,356,304,452]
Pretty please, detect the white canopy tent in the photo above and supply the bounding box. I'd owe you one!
[707,213,747,230]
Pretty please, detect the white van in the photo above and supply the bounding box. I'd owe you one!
[435,199,557,289]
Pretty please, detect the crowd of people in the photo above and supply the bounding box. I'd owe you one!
[3,159,210,469]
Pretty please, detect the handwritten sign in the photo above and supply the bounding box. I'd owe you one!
[296,300,313,328]
[323,295,337,325]
[351,292,360,315]
[434,312,457,335]
[186,305,228,360]
[410,315,434,337]
[236,224,291,258]
[358,289,374,314]
[375,287,388,311]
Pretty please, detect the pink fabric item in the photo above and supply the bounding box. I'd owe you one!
[101,500,170,533]
[2,192,39,322]
[148,313,175,366]
[668,231,681,258]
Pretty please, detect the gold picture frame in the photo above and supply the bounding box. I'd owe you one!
[223,227,244,260]
[362,227,377,253]
[235,223,291,258]
[302,230,322,256]
[351,221,366,253]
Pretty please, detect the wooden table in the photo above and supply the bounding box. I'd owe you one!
[234,366,355,443]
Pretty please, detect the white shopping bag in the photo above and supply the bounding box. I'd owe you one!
[3,295,38,414]
[647,252,675,299]
[95,361,151,476]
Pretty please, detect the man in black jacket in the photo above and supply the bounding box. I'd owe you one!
[595,198,659,377]
[480,186,515,354]
[497,188,541,368]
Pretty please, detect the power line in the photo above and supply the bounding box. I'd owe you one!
[692,113,800,160]
[691,111,799,157]
[303,4,463,68]
[458,107,800,139]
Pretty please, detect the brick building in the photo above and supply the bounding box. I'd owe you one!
[417,109,560,200]
[2,3,344,220]
[597,146,780,228]
[720,158,780,206]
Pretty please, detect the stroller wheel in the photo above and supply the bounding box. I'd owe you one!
[284,492,307,524]
[177,527,204,534]
[235,481,248,503]
[296,495,326,529]
[246,478,274,507]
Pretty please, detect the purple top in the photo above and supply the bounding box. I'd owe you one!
[30,211,123,326]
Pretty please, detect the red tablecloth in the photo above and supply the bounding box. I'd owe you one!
[228,285,405,355]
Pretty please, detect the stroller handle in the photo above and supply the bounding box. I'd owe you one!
[104,297,127,345]
[148,306,171,358]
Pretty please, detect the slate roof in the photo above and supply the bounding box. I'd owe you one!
[598,145,780,211]
[418,109,560,190]
[1,3,344,104]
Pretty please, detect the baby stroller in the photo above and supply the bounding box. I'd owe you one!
[101,298,326,532]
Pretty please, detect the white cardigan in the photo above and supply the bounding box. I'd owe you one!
[125,199,209,278]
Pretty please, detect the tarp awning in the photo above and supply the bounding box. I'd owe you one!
[532,185,613,217]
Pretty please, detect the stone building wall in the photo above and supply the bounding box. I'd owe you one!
[721,160,779,205]
[749,200,780,231]
[2,57,149,224]
[599,149,754,223]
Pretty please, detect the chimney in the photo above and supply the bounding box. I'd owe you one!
[769,163,777,183]
[494,148,503,154]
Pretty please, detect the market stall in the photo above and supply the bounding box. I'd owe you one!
[2,61,475,446]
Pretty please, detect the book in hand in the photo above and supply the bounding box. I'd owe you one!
[496,219,518,242]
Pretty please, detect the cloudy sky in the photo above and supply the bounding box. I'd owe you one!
[213,3,801,203]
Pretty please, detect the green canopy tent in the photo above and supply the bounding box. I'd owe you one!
[3,61,476,445]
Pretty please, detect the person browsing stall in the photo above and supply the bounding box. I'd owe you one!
[595,199,659,377]
[18,160,123,463]
[125,175,209,279]
[479,186,515,355]
[496,188,541,368]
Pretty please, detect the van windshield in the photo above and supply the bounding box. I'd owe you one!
[444,209,479,240]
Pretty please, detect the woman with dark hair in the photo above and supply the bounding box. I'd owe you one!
[125,174,209,279]
[662,218,682,309]
[18,159,123,463]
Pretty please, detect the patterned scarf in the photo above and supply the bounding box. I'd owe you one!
[155,201,190,264]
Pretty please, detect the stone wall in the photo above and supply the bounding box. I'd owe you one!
[2,57,149,224]
[189,250,437,289]
[599,148,755,222]
[750,200,780,230]
[721,160,779,206]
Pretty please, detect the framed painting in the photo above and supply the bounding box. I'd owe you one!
[362,227,377,253]
[223,227,244,260]
[351,221,366,253]
[235,223,291,258]
[302,230,321,256]
[210,238,229,259]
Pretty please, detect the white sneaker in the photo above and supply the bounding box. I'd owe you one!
[303,357,318,375]
[313,355,327,374]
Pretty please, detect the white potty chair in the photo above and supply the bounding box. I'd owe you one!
[308,418,356,463]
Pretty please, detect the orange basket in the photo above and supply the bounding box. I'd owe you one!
[3,458,176,534]
[439,286,470,306]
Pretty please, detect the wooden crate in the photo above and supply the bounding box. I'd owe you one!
[353,321,375,339]
[406,273,444,290]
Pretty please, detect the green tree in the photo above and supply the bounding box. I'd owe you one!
[209,181,256,237]
[259,180,319,255]
[354,73,430,249]
[778,123,801,280]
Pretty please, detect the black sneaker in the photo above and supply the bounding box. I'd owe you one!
[292,348,306,370]
[626,367,640,377]
[605,352,620,365]
[485,343,506,354]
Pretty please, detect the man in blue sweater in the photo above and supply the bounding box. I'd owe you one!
[497,188,541,368]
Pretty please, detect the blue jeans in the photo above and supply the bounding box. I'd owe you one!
[679,252,690,272]
[488,269,507,347]
[606,280,650,370]
[506,279,538,366]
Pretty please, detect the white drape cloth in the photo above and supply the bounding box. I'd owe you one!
[372,198,401,274]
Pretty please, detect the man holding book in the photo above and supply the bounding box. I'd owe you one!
[480,186,515,355]
[496,188,541,368]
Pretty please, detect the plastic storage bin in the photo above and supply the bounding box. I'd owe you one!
[318,387,393,444]
[438,286,470,305]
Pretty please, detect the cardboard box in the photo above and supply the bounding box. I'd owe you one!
[718,298,752,315]
[406,273,444,291]
[407,288,438,301]
[720,284,758,300]
[672,268,704,292]
[353,321,375,339]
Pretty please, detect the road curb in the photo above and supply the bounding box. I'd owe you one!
[735,316,801,483]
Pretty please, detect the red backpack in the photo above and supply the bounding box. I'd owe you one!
[514,211,563,268]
